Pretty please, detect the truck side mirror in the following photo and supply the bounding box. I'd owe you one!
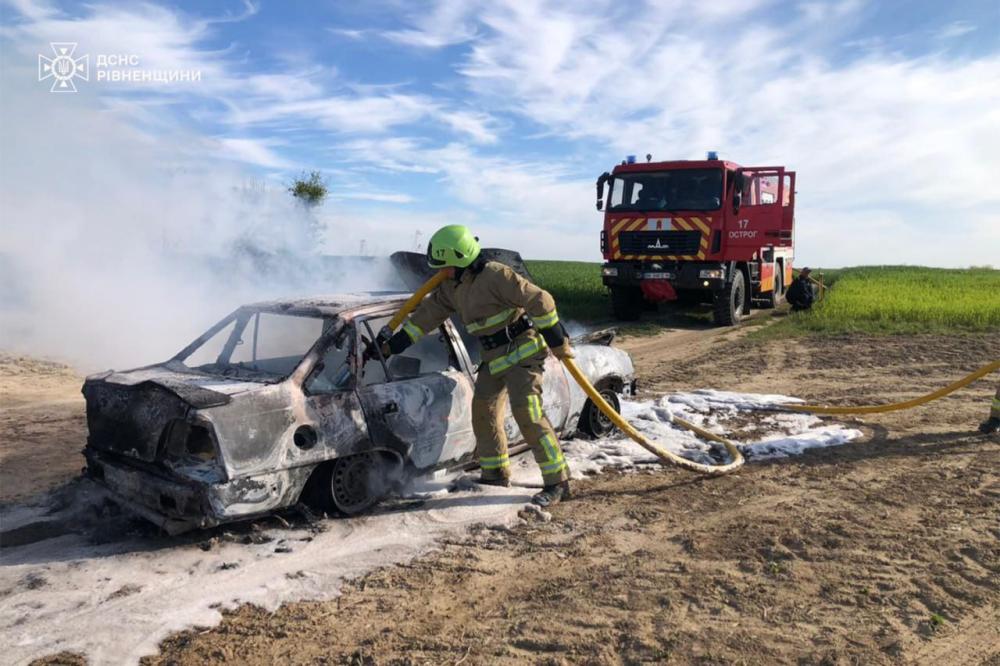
[596,172,610,211]
[731,171,746,213]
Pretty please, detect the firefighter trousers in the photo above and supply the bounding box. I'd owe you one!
[472,356,570,486]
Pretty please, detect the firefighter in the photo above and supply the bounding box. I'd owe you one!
[979,386,1000,434]
[786,267,816,311]
[379,225,574,506]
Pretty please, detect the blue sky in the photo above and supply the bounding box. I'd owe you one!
[2,0,999,265]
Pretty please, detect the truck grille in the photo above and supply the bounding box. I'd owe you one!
[618,230,702,256]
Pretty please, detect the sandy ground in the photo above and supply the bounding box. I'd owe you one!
[2,323,999,664]
[0,354,87,505]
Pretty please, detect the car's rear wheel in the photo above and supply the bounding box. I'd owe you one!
[579,384,621,438]
[305,452,394,516]
[329,452,389,515]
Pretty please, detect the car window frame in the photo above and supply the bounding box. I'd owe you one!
[300,318,357,396]
[354,313,473,384]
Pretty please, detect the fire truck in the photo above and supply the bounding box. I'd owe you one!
[596,153,796,325]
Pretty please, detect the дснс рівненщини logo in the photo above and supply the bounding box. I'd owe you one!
[38,42,89,92]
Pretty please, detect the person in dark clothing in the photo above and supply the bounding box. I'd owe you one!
[786,267,816,311]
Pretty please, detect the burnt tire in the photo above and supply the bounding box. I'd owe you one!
[306,453,391,516]
[713,269,746,326]
[610,286,643,321]
[762,266,784,309]
[579,386,621,438]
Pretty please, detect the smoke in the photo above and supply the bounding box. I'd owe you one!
[0,58,401,371]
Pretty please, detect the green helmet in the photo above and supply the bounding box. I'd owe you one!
[426,224,481,269]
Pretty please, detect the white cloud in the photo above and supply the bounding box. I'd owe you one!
[798,0,864,24]
[245,72,326,102]
[1,1,498,157]
[935,20,976,40]
[329,137,600,259]
[330,191,416,204]
[216,137,295,169]
[379,0,481,48]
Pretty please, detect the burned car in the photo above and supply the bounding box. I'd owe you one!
[83,294,635,533]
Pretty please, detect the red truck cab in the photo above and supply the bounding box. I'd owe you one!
[596,154,796,325]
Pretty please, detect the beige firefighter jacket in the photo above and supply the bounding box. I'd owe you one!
[402,261,560,375]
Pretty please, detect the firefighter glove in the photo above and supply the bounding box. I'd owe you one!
[550,341,575,360]
[387,329,414,356]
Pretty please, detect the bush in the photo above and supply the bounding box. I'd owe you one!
[288,171,327,206]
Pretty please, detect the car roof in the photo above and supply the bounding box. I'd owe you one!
[241,292,411,318]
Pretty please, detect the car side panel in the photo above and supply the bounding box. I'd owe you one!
[205,382,372,480]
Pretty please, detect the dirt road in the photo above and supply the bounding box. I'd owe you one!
[0,354,86,505]
[4,327,999,664]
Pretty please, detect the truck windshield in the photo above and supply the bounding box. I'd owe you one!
[177,310,331,380]
[609,169,722,212]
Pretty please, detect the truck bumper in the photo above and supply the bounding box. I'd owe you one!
[602,261,726,291]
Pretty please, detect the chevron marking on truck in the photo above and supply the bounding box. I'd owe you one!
[611,216,710,261]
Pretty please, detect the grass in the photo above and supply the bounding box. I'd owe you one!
[528,260,1000,337]
[526,260,608,322]
[763,266,1000,336]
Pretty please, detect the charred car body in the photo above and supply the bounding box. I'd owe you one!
[83,294,635,533]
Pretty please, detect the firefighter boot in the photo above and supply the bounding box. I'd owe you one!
[477,470,511,487]
[532,481,570,507]
[979,417,1000,434]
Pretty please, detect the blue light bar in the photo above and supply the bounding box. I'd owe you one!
[707,151,719,160]
[626,155,636,164]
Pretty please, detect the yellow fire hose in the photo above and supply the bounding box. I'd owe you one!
[389,271,745,475]
[782,359,1000,415]
[388,270,448,330]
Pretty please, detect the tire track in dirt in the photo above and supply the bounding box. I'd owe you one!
[909,604,1000,665]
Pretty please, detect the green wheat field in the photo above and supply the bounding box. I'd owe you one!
[527,261,1000,334]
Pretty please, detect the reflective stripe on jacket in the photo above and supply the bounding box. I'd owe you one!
[404,261,559,374]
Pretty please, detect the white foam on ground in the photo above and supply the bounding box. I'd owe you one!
[0,391,861,665]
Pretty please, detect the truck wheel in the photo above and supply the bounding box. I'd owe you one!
[762,267,784,309]
[713,270,746,326]
[610,286,643,321]
[579,385,621,438]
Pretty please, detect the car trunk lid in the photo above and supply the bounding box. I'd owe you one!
[82,365,243,463]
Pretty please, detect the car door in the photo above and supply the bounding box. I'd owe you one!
[354,315,476,470]
[729,167,786,252]
[299,321,373,462]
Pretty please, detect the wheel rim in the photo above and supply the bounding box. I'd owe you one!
[589,390,617,436]
[331,454,377,514]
